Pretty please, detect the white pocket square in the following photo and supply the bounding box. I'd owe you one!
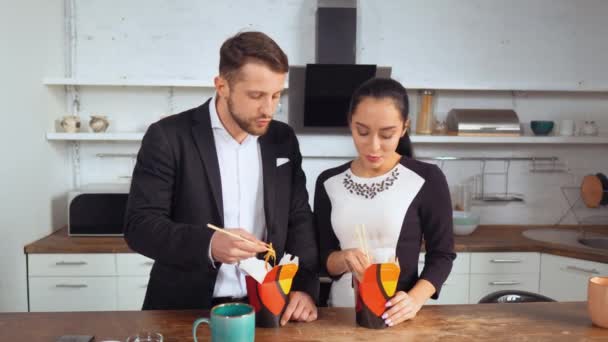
[276,157,290,167]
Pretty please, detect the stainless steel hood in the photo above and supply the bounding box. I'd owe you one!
[446,109,522,136]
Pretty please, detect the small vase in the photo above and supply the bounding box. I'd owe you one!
[60,115,81,133]
[89,115,109,133]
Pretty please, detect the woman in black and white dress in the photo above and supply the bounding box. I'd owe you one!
[314,78,455,327]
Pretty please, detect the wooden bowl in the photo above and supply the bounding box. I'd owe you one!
[581,173,608,208]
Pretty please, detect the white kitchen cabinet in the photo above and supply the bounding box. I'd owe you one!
[421,252,471,305]
[116,253,153,310]
[469,252,540,304]
[28,254,117,312]
[29,253,116,277]
[29,276,117,312]
[539,253,608,302]
[469,273,540,303]
[470,252,540,274]
[28,253,153,312]
[117,276,149,311]
[431,273,470,305]
[116,253,154,276]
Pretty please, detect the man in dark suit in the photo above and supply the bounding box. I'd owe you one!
[124,31,318,325]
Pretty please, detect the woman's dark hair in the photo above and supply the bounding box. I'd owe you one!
[347,77,413,158]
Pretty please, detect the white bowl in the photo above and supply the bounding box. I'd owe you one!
[453,211,480,236]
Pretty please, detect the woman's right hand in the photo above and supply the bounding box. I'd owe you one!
[341,248,371,279]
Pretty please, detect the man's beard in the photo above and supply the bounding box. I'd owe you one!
[227,96,271,136]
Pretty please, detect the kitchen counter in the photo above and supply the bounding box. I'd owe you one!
[25,225,608,263]
[454,225,608,263]
[0,302,605,341]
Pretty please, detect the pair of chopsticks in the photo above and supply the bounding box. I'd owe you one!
[355,223,401,267]
[206,223,272,251]
[355,223,371,263]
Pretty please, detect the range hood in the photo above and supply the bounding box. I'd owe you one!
[446,109,522,136]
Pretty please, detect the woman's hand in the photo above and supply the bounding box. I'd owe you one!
[382,291,423,326]
[341,248,370,279]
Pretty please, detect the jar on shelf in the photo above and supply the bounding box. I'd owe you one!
[581,121,599,136]
[415,89,435,135]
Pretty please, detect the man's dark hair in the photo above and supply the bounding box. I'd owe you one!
[219,31,289,83]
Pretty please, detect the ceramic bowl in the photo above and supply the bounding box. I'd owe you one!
[530,121,554,136]
[453,211,480,235]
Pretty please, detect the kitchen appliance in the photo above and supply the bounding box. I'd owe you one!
[68,183,129,236]
[446,109,521,136]
[303,63,377,127]
[287,64,392,133]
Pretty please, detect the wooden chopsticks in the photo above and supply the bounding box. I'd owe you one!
[206,223,272,250]
[355,223,371,263]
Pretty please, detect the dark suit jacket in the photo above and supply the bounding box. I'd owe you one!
[124,99,319,310]
[314,157,455,299]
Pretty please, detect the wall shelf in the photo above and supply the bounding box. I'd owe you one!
[46,132,608,145]
[47,132,144,141]
[409,134,608,144]
[43,77,215,88]
[43,77,290,89]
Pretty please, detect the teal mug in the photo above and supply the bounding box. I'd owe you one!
[192,303,255,342]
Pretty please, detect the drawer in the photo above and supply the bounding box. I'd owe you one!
[470,252,540,274]
[28,254,116,276]
[29,276,117,312]
[542,253,608,276]
[540,253,608,302]
[469,273,540,304]
[419,252,470,274]
[428,274,470,305]
[117,276,149,310]
[117,253,154,276]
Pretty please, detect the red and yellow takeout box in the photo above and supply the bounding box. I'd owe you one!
[245,263,299,328]
[354,262,400,329]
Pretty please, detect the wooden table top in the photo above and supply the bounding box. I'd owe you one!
[24,225,608,263]
[0,302,606,341]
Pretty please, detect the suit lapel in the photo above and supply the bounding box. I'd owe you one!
[259,135,276,239]
[191,100,224,226]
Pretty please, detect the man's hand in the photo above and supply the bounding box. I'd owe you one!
[280,291,318,326]
[210,228,267,264]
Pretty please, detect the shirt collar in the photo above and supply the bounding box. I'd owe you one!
[209,94,224,130]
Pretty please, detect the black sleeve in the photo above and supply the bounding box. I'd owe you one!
[124,122,215,270]
[313,172,343,281]
[418,165,456,299]
[284,130,320,302]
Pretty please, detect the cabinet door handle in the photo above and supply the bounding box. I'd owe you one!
[566,265,599,275]
[490,259,522,264]
[55,284,88,288]
[489,281,521,286]
[55,261,87,266]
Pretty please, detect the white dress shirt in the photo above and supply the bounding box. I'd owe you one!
[208,94,267,298]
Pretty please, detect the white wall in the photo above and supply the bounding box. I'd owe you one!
[0,0,68,312]
[62,0,608,227]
